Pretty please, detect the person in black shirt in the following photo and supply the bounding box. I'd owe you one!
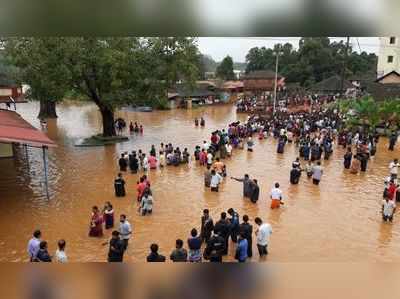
[119,153,128,171]
[239,215,253,258]
[290,167,301,184]
[389,132,397,151]
[114,173,126,197]
[170,239,188,262]
[214,212,230,255]
[204,232,225,263]
[150,145,157,157]
[146,243,166,262]
[200,209,214,243]
[250,179,259,203]
[36,241,52,262]
[108,231,125,262]
[129,151,139,173]
[343,147,352,169]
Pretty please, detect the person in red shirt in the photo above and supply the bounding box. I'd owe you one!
[142,175,151,188]
[137,177,146,202]
[211,133,219,145]
[388,179,397,201]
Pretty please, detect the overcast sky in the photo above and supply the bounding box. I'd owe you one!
[197,37,380,62]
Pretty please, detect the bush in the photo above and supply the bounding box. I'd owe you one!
[153,98,170,110]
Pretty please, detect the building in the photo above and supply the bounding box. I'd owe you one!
[168,82,217,109]
[242,70,285,93]
[0,109,55,158]
[309,75,354,95]
[377,37,400,78]
[376,71,400,84]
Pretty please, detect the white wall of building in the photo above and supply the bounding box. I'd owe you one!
[377,36,400,78]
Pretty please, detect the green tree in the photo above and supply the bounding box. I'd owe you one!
[245,47,275,73]
[216,55,235,80]
[2,38,70,119]
[244,38,377,86]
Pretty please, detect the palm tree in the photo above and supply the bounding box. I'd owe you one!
[350,96,380,131]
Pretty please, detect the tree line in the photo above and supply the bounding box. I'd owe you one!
[245,37,377,86]
[199,37,377,84]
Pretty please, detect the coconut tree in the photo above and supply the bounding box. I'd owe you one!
[350,96,380,132]
[378,99,400,130]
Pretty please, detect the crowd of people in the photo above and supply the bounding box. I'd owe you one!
[27,103,400,262]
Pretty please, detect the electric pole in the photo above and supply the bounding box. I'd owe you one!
[340,36,350,94]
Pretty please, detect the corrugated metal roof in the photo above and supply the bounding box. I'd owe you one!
[0,109,56,147]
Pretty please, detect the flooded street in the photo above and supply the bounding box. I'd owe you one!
[1,101,400,262]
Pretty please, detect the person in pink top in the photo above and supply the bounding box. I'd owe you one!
[148,155,157,169]
[199,149,207,166]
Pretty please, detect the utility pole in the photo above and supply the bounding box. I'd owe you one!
[273,50,281,115]
[340,36,350,94]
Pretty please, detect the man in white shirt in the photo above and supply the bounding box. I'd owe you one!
[202,141,210,151]
[207,152,213,167]
[382,197,396,222]
[226,144,232,157]
[270,182,283,209]
[119,214,132,250]
[55,239,68,263]
[210,170,223,192]
[142,154,149,172]
[254,217,272,257]
[312,162,323,185]
[389,159,399,181]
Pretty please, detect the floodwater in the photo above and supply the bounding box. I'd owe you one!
[1,101,400,262]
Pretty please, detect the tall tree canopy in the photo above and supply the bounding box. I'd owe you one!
[216,55,235,80]
[2,38,70,118]
[245,37,377,87]
[3,37,200,136]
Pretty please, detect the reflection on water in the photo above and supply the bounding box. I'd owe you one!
[1,101,400,262]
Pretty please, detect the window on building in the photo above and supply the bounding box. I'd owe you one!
[388,55,394,63]
[390,37,396,44]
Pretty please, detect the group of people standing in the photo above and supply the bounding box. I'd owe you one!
[145,208,272,263]
[27,230,67,263]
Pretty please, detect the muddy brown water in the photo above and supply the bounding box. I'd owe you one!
[1,101,400,262]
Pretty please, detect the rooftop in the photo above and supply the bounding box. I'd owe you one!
[242,70,282,80]
[0,109,56,148]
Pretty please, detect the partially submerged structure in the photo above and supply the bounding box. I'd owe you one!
[0,109,56,198]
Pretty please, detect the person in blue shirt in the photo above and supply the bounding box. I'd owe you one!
[235,233,248,263]
[227,208,240,243]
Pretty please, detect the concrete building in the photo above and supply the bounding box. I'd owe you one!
[377,37,400,78]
